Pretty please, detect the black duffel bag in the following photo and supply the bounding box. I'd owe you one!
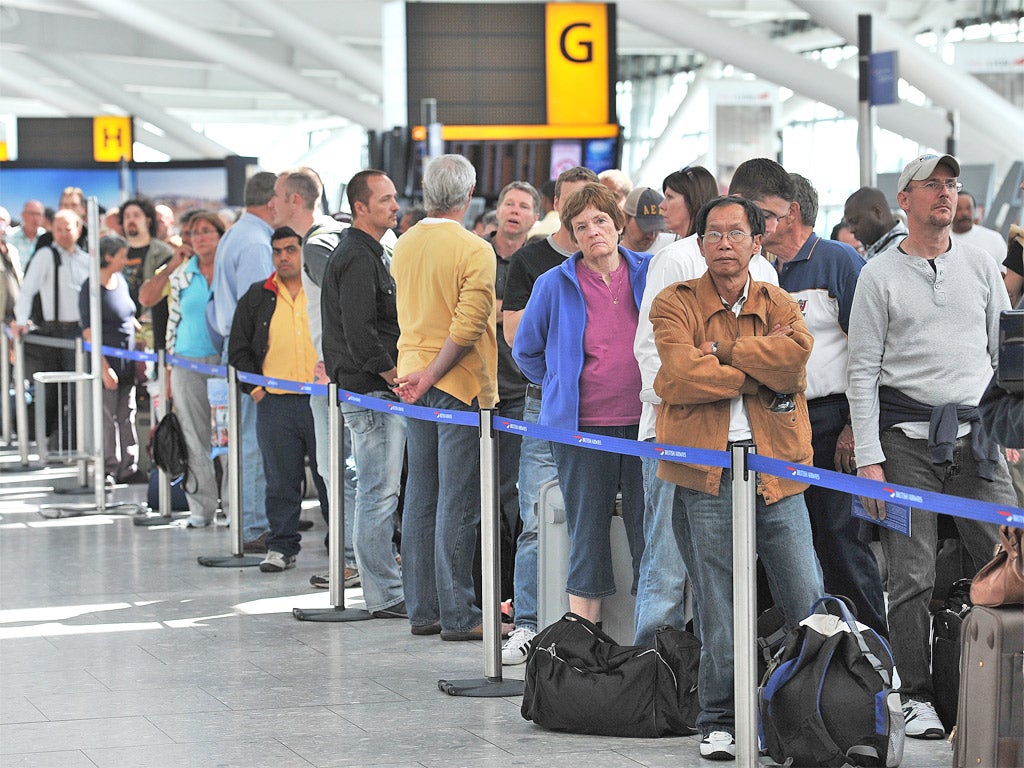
[521,612,700,738]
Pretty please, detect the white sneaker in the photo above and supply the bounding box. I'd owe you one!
[699,731,736,760]
[901,697,944,739]
[501,626,536,665]
[259,550,296,573]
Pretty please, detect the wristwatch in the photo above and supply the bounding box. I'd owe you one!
[711,341,719,355]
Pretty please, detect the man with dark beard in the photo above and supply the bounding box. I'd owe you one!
[119,197,173,310]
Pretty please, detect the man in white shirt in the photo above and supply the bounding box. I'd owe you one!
[950,191,1007,274]
[9,208,90,446]
[632,160,782,647]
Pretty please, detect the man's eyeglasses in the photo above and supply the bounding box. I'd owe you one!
[908,180,962,193]
[700,230,753,245]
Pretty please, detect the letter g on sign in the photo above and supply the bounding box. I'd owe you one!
[559,22,593,63]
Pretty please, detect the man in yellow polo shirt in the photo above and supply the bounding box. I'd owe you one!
[228,226,328,572]
[392,154,501,640]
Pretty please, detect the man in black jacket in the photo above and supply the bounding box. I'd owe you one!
[320,170,407,617]
[229,226,328,573]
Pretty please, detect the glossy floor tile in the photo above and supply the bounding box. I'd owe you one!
[0,452,954,767]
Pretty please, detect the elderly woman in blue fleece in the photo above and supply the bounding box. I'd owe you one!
[512,181,651,625]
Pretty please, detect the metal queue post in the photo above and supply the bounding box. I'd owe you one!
[293,383,371,622]
[197,364,262,567]
[731,441,759,768]
[438,407,524,697]
[45,337,92,493]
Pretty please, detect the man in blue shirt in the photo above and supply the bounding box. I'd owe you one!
[211,171,276,551]
[762,173,887,637]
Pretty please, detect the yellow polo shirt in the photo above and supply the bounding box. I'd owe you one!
[263,274,317,395]
[391,219,498,407]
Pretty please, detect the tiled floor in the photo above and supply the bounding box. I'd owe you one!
[0,450,954,767]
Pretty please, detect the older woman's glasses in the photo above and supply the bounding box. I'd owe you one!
[700,230,752,245]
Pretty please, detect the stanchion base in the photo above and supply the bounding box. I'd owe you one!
[37,502,142,519]
[437,677,525,698]
[292,606,373,622]
[0,462,46,473]
[133,512,185,527]
[52,485,97,496]
[196,554,264,568]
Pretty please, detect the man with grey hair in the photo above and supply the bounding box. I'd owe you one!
[391,154,502,640]
[761,172,886,637]
[9,200,45,269]
[211,170,277,552]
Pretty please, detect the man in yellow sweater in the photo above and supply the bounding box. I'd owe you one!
[228,226,328,573]
[392,154,501,640]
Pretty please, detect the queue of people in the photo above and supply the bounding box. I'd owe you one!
[3,151,1021,763]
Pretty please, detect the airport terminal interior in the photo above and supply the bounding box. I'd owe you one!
[2,1,1023,766]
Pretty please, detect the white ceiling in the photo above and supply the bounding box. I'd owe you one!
[0,0,1021,163]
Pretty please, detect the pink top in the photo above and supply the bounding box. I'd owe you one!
[575,258,642,427]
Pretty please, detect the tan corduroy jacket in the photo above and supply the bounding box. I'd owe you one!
[650,272,813,503]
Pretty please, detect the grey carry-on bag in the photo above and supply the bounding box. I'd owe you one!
[952,605,1024,768]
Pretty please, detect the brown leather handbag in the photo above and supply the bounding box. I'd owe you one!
[969,525,1024,606]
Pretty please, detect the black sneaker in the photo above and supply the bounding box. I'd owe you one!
[371,600,408,619]
[309,574,329,589]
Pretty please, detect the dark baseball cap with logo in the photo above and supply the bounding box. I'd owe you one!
[623,187,666,233]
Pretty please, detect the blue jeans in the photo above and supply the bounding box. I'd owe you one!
[633,449,690,646]
[240,395,269,542]
[513,392,558,631]
[310,394,357,568]
[256,394,327,558]
[878,429,1010,701]
[498,395,524,540]
[402,387,482,632]
[675,474,823,735]
[342,396,406,613]
[806,397,887,636]
[550,424,645,599]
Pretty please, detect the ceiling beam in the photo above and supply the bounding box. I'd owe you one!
[792,1,1024,161]
[26,52,235,159]
[73,0,382,130]
[617,2,1007,162]
[223,0,381,96]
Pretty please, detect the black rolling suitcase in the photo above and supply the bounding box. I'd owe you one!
[953,605,1024,768]
[930,577,971,731]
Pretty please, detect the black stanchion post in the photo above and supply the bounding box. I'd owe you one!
[438,407,524,697]
[294,382,371,622]
[731,440,758,768]
[197,364,262,567]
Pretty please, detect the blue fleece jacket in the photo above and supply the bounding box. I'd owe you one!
[512,246,650,431]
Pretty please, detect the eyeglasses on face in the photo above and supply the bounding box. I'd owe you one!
[700,230,753,244]
[908,180,962,193]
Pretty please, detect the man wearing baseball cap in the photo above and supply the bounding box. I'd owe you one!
[621,187,665,254]
[847,153,1014,739]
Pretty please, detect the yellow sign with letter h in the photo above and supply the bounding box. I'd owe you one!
[93,116,133,162]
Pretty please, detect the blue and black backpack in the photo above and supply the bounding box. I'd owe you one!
[758,595,905,767]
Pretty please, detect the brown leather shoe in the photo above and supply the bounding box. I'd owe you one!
[242,533,267,553]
